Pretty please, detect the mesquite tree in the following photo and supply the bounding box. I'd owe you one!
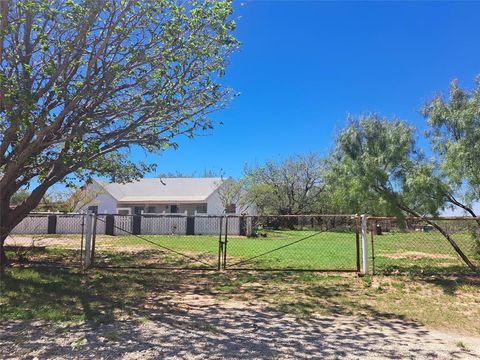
[327,115,476,271]
[244,154,326,215]
[0,0,238,268]
[423,77,480,226]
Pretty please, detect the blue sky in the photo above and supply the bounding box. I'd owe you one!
[134,0,480,179]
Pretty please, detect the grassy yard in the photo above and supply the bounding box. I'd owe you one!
[1,267,479,336]
[2,229,480,336]
[5,229,479,273]
[90,230,358,270]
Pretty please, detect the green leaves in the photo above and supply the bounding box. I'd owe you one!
[244,154,326,215]
[424,77,480,203]
[0,0,238,204]
[327,115,445,216]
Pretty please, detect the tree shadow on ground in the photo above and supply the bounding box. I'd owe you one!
[1,267,479,359]
[2,300,478,359]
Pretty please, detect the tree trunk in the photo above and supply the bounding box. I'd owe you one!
[0,200,37,275]
[0,181,56,275]
[0,234,8,279]
[398,204,478,272]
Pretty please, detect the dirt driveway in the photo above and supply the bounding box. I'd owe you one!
[1,298,479,359]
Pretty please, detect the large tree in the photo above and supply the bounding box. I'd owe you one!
[244,153,325,215]
[0,0,238,268]
[327,115,476,270]
[423,77,480,226]
[325,115,446,217]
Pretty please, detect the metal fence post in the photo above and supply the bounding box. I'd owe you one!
[80,214,85,266]
[84,211,93,268]
[218,216,224,271]
[361,214,369,275]
[90,213,97,266]
[355,216,361,273]
[223,216,228,270]
[370,220,375,275]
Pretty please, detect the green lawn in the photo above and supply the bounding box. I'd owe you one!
[91,229,478,274]
[89,230,358,270]
[2,229,480,335]
[371,231,480,274]
[5,229,479,274]
[1,267,480,336]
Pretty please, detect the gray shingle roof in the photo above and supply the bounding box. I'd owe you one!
[96,177,223,203]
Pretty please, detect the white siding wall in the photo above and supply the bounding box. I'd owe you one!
[80,182,118,214]
[118,203,207,216]
[206,189,225,214]
[96,193,118,214]
[178,204,203,215]
[82,180,256,216]
[206,188,256,215]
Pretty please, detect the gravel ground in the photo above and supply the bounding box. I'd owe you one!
[1,297,479,360]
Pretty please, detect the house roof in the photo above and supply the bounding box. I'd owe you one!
[95,177,223,204]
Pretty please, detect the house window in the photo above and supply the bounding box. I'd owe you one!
[225,204,236,214]
[134,206,144,215]
[170,205,178,213]
[117,209,130,215]
[196,204,207,214]
[88,205,98,214]
[147,206,156,213]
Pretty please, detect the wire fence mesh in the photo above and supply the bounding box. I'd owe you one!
[223,215,360,271]
[368,217,480,275]
[5,212,480,275]
[91,215,222,270]
[5,214,84,267]
[11,214,49,234]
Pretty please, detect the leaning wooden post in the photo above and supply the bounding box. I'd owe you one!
[361,214,369,275]
[84,211,94,269]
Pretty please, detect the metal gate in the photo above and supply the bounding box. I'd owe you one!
[91,214,221,270]
[219,215,360,272]
[87,214,360,272]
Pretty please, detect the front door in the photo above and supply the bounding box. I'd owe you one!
[170,205,178,213]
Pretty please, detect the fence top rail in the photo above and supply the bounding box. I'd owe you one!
[190,214,228,218]
[367,215,480,221]
[24,213,479,221]
[225,214,359,218]
[23,213,361,218]
[108,213,188,218]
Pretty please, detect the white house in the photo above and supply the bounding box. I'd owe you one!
[81,177,255,215]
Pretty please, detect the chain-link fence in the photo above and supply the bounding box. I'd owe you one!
[368,217,480,275]
[6,213,479,275]
[222,215,360,271]
[90,214,223,270]
[5,213,85,267]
